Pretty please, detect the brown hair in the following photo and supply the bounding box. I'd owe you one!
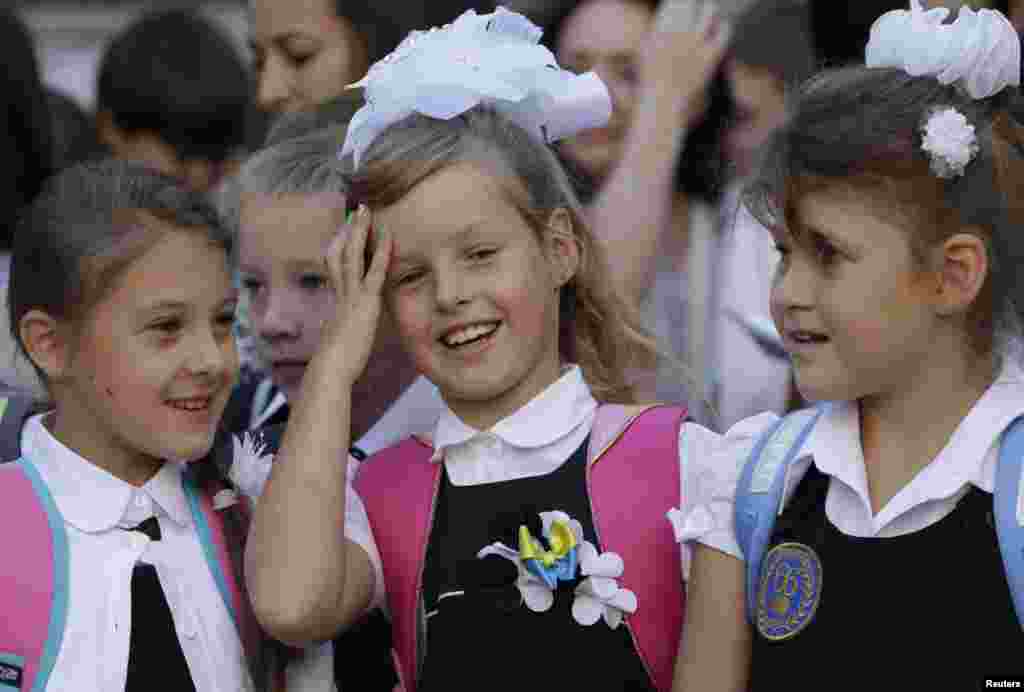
[343,107,666,403]
[746,66,1024,357]
[11,159,232,383]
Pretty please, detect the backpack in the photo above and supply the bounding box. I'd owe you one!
[0,394,285,691]
[733,405,1024,629]
[354,404,689,692]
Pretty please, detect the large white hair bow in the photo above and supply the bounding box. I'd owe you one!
[866,0,1020,99]
[339,6,612,168]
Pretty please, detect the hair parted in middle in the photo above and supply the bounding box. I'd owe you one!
[745,65,1024,358]
[342,105,674,404]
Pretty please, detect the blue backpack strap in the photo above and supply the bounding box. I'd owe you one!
[994,415,1024,629]
[734,407,825,623]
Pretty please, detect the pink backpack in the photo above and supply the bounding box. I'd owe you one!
[354,404,688,692]
[0,456,269,691]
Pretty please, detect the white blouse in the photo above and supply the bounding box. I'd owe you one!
[343,364,765,614]
[695,356,1024,562]
[20,414,254,692]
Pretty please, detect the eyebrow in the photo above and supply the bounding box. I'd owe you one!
[391,223,489,265]
[564,50,635,65]
[139,297,238,316]
[248,32,318,53]
[801,222,862,255]
[284,258,327,273]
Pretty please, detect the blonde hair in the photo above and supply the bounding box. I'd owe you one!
[343,107,665,404]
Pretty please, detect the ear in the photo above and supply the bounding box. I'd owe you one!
[930,232,988,316]
[19,310,71,381]
[543,208,580,289]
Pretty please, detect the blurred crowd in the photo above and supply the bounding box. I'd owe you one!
[5,0,954,427]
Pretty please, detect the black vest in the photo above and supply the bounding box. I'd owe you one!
[417,439,654,692]
[750,466,1024,691]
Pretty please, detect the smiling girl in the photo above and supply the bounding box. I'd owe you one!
[0,160,287,690]
[247,8,754,692]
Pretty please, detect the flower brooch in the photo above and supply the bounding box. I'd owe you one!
[477,511,638,629]
[213,432,275,510]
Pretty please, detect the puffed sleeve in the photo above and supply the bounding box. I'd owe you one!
[667,412,779,580]
[345,458,388,615]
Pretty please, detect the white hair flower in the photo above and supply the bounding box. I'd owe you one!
[921,107,979,178]
[866,0,1020,100]
[340,6,612,168]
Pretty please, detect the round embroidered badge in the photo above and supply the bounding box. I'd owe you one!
[755,542,823,641]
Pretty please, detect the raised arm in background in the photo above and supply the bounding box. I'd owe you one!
[588,0,731,306]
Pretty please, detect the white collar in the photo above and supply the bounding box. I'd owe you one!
[251,390,288,430]
[786,358,1024,517]
[22,413,192,533]
[356,375,441,456]
[429,364,597,462]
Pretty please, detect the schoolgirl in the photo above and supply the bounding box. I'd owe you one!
[246,8,755,692]
[0,160,281,691]
[228,123,449,690]
[676,2,1024,689]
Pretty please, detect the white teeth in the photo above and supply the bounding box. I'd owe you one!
[170,398,209,411]
[443,322,499,347]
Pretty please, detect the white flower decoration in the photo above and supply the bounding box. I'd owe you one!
[340,6,612,168]
[571,541,637,628]
[572,575,638,629]
[476,510,638,627]
[477,542,555,612]
[212,488,239,511]
[921,107,979,178]
[229,432,275,502]
[866,0,1020,100]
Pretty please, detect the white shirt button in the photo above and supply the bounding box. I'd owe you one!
[134,494,148,508]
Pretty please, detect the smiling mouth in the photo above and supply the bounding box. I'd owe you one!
[439,321,502,349]
[788,330,830,345]
[167,397,212,412]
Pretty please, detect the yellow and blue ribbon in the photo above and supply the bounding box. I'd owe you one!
[519,521,579,589]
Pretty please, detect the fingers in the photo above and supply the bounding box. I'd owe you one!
[655,0,729,41]
[654,0,709,33]
[364,226,392,294]
[343,205,371,296]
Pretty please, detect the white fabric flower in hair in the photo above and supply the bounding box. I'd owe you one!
[866,0,1020,99]
[921,107,979,178]
[340,6,612,168]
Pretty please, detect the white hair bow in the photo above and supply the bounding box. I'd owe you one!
[339,6,612,169]
[866,0,1020,99]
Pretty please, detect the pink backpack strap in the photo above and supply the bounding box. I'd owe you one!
[182,476,263,673]
[354,437,439,692]
[0,458,69,692]
[588,404,687,692]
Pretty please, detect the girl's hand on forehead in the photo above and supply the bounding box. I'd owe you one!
[642,0,732,107]
[320,204,392,383]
